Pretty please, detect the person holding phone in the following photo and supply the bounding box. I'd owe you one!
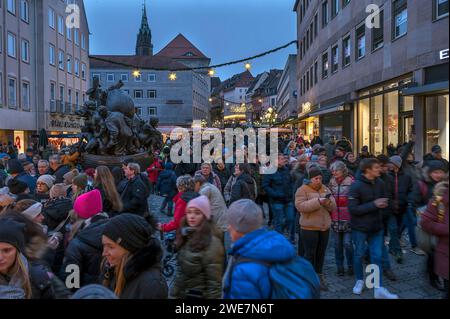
[348,158,398,299]
[295,167,337,291]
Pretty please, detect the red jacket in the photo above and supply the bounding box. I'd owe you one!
[329,175,354,222]
[160,191,199,233]
[147,160,162,183]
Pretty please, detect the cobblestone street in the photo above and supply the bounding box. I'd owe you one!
[148,195,443,299]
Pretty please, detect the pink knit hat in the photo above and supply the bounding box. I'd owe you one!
[186,195,211,220]
[73,189,103,219]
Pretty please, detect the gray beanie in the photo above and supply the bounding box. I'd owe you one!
[227,199,263,234]
[390,155,403,168]
[71,284,118,299]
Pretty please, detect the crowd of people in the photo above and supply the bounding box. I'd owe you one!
[0,133,448,300]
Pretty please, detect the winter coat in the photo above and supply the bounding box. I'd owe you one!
[423,153,449,168]
[223,175,237,204]
[222,228,296,299]
[157,169,178,198]
[389,169,413,214]
[147,160,162,184]
[175,163,199,177]
[291,167,307,197]
[101,238,168,299]
[409,167,441,210]
[52,165,71,184]
[195,170,222,192]
[61,218,108,287]
[324,142,336,160]
[295,183,336,231]
[160,191,199,233]
[319,167,332,186]
[199,183,228,231]
[348,175,387,234]
[171,228,225,299]
[262,166,293,204]
[421,188,449,280]
[42,198,72,232]
[343,160,359,177]
[229,173,256,204]
[328,175,354,232]
[214,166,232,191]
[121,176,149,216]
[311,136,323,147]
[95,185,117,215]
[378,172,394,220]
[34,192,50,204]
[14,172,37,194]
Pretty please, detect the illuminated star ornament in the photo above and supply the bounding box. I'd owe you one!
[132,70,141,78]
[169,72,177,81]
[208,69,216,77]
[245,62,251,70]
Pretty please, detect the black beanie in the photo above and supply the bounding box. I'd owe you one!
[8,179,28,195]
[7,159,24,175]
[427,160,449,174]
[102,214,152,253]
[0,218,26,253]
[308,167,323,179]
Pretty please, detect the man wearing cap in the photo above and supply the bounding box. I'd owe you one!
[423,145,449,168]
[222,199,296,299]
[7,159,36,194]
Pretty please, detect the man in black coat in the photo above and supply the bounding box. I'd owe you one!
[120,163,149,216]
[348,158,398,299]
[48,154,71,184]
[423,145,449,168]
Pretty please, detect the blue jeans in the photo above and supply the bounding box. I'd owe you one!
[332,231,354,269]
[387,215,401,255]
[381,228,392,270]
[402,207,418,248]
[160,196,174,214]
[352,230,383,286]
[271,202,295,242]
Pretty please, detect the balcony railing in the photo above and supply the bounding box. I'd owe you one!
[49,100,81,115]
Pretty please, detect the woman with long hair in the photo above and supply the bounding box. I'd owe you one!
[171,196,225,299]
[0,218,57,299]
[94,166,123,216]
[100,213,167,299]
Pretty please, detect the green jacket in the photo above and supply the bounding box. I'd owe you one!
[171,230,225,299]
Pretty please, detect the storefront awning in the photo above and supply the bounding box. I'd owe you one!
[309,104,345,117]
[401,81,449,96]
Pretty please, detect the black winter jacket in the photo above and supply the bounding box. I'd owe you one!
[101,238,168,299]
[262,166,293,203]
[52,165,71,184]
[230,173,256,204]
[121,176,149,216]
[388,169,413,213]
[348,175,387,234]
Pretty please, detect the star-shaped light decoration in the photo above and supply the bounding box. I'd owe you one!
[169,72,177,81]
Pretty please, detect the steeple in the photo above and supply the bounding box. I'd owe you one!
[136,0,153,56]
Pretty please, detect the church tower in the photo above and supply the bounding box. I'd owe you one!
[136,1,153,56]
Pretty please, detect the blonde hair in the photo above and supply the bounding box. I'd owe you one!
[8,251,33,299]
[102,252,131,297]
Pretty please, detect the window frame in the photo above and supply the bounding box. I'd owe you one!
[21,38,30,63]
[48,8,55,29]
[7,32,17,59]
[372,9,384,51]
[58,50,65,70]
[434,0,449,20]
[106,73,115,83]
[322,1,329,28]
[8,77,17,108]
[392,0,407,40]
[7,0,16,15]
[20,0,29,23]
[121,73,129,82]
[331,44,339,74]
[148,107,157,116]
[342,34,351,67]
[22,81,30,111]
[355,23,366,60]
[147,90,157,99]
[134,90,143,99]
[322,51,329,79]
[49,44,55,66]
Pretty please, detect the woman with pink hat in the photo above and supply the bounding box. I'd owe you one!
[171,195,225,299]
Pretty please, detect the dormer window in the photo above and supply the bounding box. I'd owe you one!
[184,52,195,57]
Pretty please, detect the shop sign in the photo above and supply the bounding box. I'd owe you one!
[302,102,312,114]
[47,114,83,131]
[439,49,449,60]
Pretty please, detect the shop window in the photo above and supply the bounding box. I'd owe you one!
[426,95,449,160]
[400,95,413,112]
[371,95,383,155]
[385,91,399,148]
[358,98,370,152]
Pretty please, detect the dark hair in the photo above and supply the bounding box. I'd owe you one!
[236,163,251,175]
[175,216,219,252]
[359,158,380,173]
[111,167,124,186]
[376,154,390,165]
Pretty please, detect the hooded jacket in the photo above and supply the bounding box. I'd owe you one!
[348,174,387,234]
[101,238,168,299]
[222,228,296,299]
[157,167,178,198]
[262,166,293,204]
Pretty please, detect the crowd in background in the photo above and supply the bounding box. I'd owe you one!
[0,132,448,299]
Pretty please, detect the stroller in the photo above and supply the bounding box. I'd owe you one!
[161,231,177,279]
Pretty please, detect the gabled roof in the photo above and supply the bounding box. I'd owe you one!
[254,69,283,97]
[89,55,187,70]
[221,70,254,92]
[155,33,209,60]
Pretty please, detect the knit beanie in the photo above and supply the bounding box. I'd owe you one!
[390,156,403,169]
[73,189,103,219]
[49,183,69,199]
[7,179,28,195]
[0,218,26,253]
[308,167,323,179]
[7,159,24,175]
[21,202,43,220]
[102,214,152,253]
[427,160,449,174]
[63,169,79,185]
[226,199,263,234]
[186,195,211,220]
[73,174,88,190]
[37,175,55,190]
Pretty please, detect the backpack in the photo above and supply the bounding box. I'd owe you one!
[232,255,320,299]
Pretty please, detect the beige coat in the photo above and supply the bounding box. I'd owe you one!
[295,183,337,231]
[199,183,228,231]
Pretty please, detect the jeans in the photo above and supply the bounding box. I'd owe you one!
[332,231,354,269]
[402,207,418,248]
[160,196,173,214]
[381,228,392,270]
[301,229,330,274]
[352,230,383,286]
[387,215,401,255]
[271,202,295,242]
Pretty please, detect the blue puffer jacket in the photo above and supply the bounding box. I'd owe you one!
[223,228,295,299]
